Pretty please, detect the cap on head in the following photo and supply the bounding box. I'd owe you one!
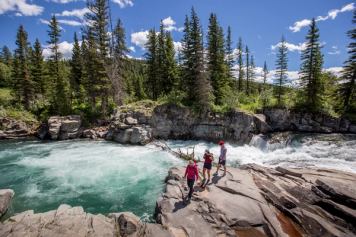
[218,140,224,145]
[205,149,210,153]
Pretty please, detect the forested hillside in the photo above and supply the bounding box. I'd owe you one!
[0,2,355,124]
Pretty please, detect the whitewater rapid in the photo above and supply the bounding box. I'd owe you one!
[166,133,356,173]
[0,133,355,219]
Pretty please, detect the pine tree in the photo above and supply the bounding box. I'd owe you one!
[263,61,268,89]
[338,10,356,111]
[299,18,324,111]
[225,26,234,80]
[13,25,33,110]
[182,8,213,109]
[262,61,269,107]
[47,15,69,115]
[70,32,83,103]
[86,0,110,113]
[112,18,128,105]
[145,28,159,100]
[245,45,250,95]
[237,37,244,91]
[163,31,178,94]
[156,21,166,96]
[30,38,45,95]
[274,35,288,106]
[1,46,13,66]
[207,13,227,104]
[83,29,100,107]
[249,55,256,93]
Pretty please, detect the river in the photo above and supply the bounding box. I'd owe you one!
[0,133,355,220]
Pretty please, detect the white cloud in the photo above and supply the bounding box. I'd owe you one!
[131,30,149,49]
[289,3,355,32]
[58,7,89,19]
[324,67,343,77]
[112,0,133,8]
[328,46,340,55]
[289,19,312,33]
[43,41,79,59]
[0,0,43,16]
[271,41,307,53]
[57,19,82,26]
[129,46,135,52]
[173,41,182,53]
[49,0,80,3]
[161,16,183,32]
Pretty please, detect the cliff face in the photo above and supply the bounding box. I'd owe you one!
[4,103,355,143]
[1,165,355,237]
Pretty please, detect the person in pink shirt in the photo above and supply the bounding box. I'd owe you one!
[184,159,199,202]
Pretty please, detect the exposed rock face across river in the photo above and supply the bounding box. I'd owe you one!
[1,164,356,237]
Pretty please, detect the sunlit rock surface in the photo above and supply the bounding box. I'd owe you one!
[0,189,14,218]
[2,165,355,237]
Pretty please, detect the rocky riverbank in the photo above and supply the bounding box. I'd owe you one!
[1,104,356,144]
[1,165,355,237]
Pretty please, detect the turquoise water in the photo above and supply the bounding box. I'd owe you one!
[0,139,183,220]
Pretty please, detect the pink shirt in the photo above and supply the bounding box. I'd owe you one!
[185,164,199,180]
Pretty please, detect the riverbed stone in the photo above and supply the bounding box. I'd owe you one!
[47,115,82,140]
[0,189,14,218]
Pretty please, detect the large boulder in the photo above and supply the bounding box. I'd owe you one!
[47,115,82,140]
[0,189,14,218]
[156,165,356,237]
[0,118,37,139]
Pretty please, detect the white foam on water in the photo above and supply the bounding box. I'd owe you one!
[166,134,356,173]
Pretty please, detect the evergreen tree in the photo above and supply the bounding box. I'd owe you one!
[207,13,227,104]
[245,45,250,95]
[225,26,234,80]
[47,15,69,115]
[262,61,269,107]
[263,61,268,88]
[83,29,100,107]
[249,55,256,94]
[156,21,166,96]
[274,35,288,106]
[30,38,45,95]
[338,10,356,111]
[145,28,159,100]
[13,25,33,110]
[70,32,83,102]
[0,46,13,66]
[237,37,244,91]
[299,18,324,111]
[182,8,213,109]
[163,31,178,94]
[86,0,110,113]
[112,18,128,105]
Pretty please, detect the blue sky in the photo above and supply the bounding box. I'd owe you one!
[0,0,354,80]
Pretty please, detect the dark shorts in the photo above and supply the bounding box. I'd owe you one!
[203,163,212,170]
[218,159,226,166]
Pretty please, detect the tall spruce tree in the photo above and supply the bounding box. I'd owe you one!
[156,21,166,97]
[13,25,33,110]
[237,37,244,91]
[262,61,269,107]
[182,8,213,109]
[274,35,288,106]
[338,10,355,111]
[47,15,69,115]
[163,31,178,94]
[1,46,13,66]
[225,26,234,80]
[245,45,250,95]
[207,13,227,104]
[112,18,128,105]
[145,28,159,100]
[299,18,324,111]
[86,0,110,113]
[249,55,256,93]
[70,32,83,103]
[30,38,45,95]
